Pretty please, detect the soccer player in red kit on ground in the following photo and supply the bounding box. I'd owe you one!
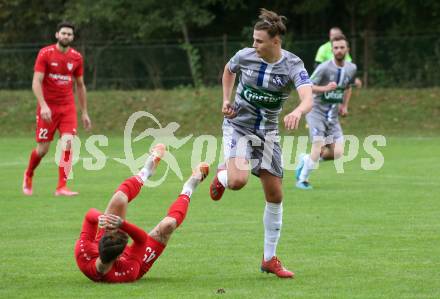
[75,144,210,283]
[22,21,91,196]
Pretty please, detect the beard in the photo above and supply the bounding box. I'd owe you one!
[334,53,345,62]
[58,38,72,47]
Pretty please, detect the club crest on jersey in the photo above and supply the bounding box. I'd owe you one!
[272,75,287,87]
[245,69,253,77]
[67,62,73,71]
[298,70,311,85]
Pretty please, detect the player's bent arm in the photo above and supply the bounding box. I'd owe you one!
[120,220,148,244]
[80,208,102,240]
[296,85,313,114]
[222,63,236,104]
[283,85,313,130]
[343,86,352,108]
[312,84,333,93]
[32,72,48,107]
[85,208,102,223]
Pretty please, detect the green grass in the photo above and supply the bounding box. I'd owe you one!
[1,87,440,137]
[0,136,439,298]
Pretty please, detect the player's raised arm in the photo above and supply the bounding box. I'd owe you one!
[104,214,148,244]
[32,71,52,123]
[222,63,237,118]
[80,208,102,241]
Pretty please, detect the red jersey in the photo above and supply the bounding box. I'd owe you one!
[34,44,83,105]
[74,209,165,283]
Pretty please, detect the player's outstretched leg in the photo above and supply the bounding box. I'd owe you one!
[149,162,209,245]
[105,143,166,218]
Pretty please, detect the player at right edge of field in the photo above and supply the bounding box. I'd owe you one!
[295,34,357,190]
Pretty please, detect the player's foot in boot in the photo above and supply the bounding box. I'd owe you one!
[296,180,313,190]
[295,153,306,181]
[209,164,226,201]
[261,256,294,278]
[146,143,166,175]
[55,186,79,196]
[22,171,33,196]
[192,162,209,183]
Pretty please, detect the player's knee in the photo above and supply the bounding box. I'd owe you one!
[160,218,177,237]
[334,147,344,159]
[266,191,283,203]
[36,143,50,156]
[64,139,73,151]
[228,177,247,190]
[109,192,128,210]
[60,134,74,150]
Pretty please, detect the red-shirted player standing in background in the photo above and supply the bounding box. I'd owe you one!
[23,21,91,196]
[75,144,209,283]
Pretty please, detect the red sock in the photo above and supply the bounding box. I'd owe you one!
[115,176,144,202]
[167,194,190,227]
[57,150,72,189]
[26,149,43,177]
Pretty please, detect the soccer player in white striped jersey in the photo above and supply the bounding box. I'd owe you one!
[209,9,313,278]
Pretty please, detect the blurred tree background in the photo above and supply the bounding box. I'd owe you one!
[0,0,439,89]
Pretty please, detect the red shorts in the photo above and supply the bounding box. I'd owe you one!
[35,103,77,142]
[135,234,166,278]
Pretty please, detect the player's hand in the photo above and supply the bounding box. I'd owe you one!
[326,82,337,92]
[354,78,362,88]
[284,108,302,130]
[81,113,92,131]
[222,101,237,119]
[339,104,348,117]
[104,214,123,229]
[98,215,107,228]
[40,104,52,123]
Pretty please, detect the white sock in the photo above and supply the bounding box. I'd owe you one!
[137,154,156,182]
[180,176,200,198]
[263,202,283,261]
[217,169,228,188]
[299,154,318,182]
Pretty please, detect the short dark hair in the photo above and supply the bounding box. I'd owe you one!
[99,231,128,264]
[254,8,287,38]
[57,21,75,33]
[331,33,348,45]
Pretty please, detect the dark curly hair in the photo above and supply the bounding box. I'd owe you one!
[98,230,128,264]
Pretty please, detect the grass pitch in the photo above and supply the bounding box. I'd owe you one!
[0,136,439,298]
